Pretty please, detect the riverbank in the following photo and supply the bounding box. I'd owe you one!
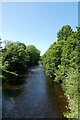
[1,68,28,84]
[41,25,79,119]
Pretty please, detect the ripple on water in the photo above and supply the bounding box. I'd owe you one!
[2,65,70,118]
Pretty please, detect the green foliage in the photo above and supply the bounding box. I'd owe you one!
[41,40,64,79]
[2,42,30,74]
[2,41,40,75]
[41,25,79,118]
[57,25,73,41]
[62,67,78,118]
[27,45,40,66]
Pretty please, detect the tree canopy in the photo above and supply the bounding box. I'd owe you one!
[57,25,73,41]
[41,25,79,118]
[27,45,40,66]
[2,42,40,74]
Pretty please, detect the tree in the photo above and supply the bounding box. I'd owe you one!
[2,41,30,74]
[27,45,40,66]
[41,25,79,118]
[57,25,73,41]
[2,41,41,74]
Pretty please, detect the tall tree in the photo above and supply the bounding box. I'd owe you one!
[57,25,73,41]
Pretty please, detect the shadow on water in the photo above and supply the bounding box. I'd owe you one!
[46,77,70,118]
[2,75,28,97]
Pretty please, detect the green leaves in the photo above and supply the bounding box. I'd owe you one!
[2,42,40,74]
[57,25,73,41]
[27,45,40,66]
[41,25,79,118]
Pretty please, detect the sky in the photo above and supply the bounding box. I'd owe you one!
[1,2,78,55]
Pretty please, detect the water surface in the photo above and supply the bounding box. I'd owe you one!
[2,65,69,118]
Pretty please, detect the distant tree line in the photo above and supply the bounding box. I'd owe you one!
[41,25,80,118]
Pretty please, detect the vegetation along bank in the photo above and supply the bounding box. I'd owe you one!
[1,41,40,82]
[41,25,80,118]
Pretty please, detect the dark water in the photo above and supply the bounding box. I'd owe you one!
[2,65,69,118]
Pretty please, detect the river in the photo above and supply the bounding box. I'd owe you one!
[2,65,69,118]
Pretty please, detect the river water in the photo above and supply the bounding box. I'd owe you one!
[2,65,69,118]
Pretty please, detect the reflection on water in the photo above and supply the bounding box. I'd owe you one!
[46,78,70,117]
[2,65,69,118]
